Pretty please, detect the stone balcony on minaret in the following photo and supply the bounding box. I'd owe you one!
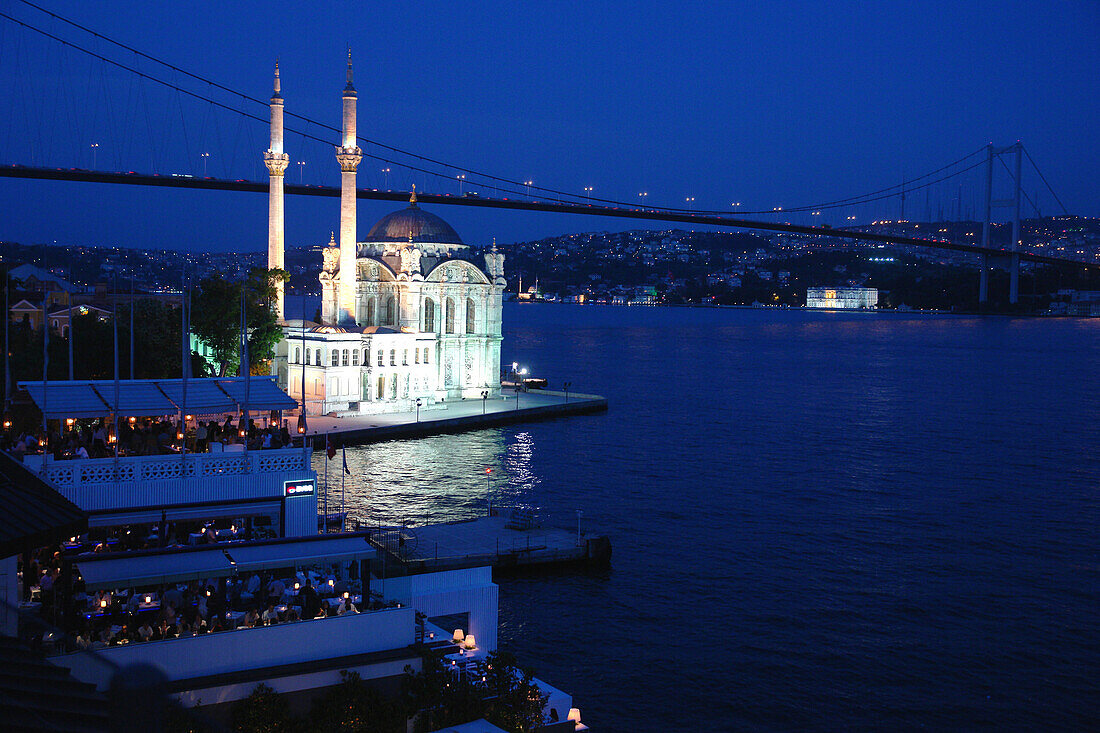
[264,151,290,176]
[335,147,361,172]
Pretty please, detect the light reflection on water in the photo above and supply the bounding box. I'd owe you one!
[311,428,547,527]
[310,303,1100,731]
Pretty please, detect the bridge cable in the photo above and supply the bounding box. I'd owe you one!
[995,154,1041,218]
[0,9,595,205]
[9,0,998,218]
[9,0,600,205]
[680,146,988,216]
[1022,145,1069,216]
[3,5,1046,226]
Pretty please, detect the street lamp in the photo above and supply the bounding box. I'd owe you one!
[415,398,422,423]
[514,384,521,410]
[200,152,210,177]
[297,161,306,183]
[90,142,99,169]
[481,390,489,414]
[382,167,390,189]
[563,381,571,404]
[685,196,695,211]
[576,509,583,546]
[583,186,593,204]
[456,173,466,195]
[484,467,492,516]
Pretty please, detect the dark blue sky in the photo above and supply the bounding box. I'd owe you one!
[0,0,1096,252]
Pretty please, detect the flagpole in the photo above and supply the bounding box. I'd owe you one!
[323,433,330,533]
[180,269,188,460]
[341,446,346,531]
[112,277,119,462]
[67,292,73,380]
[129,271,135,379]
[41,276,49,454]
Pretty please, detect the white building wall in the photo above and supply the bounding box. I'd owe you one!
[57,606,415,692]
[374,567,499,653]
[0,555,17,637]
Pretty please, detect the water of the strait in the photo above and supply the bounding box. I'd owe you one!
[311,303,1100,731]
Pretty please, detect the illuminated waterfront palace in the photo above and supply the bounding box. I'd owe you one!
[268,57,505,415]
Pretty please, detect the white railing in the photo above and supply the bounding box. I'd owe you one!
[56,606,415,692]
[22,448,314,512]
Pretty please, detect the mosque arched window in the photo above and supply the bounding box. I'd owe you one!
[292,347,299,364]
[423,297,436,332]
[445,298,455,334]
[352,349,359,366]
[377,376,385,400]
[331,350,339,367]
[414,349,420,364]
[389,349,396,366]
[315,349,322,365]
[402,349,408,366]
[466,298,476,334]
[383,296,395,326]
[423,347,430,364]
[366,298,375,326]
[342,349,349,366]
[377,350,384,366]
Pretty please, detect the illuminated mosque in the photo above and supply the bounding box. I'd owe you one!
[266,55,505,415]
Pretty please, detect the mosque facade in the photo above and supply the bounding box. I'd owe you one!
[266,56,505,415]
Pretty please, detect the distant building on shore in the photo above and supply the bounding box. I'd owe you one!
[806,287,878,309]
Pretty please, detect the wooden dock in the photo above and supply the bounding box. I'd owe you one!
[303,390,607,447]
[370,515,612,575]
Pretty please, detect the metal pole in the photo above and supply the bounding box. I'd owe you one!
[1010,142,1022,305]
[323,434,329,531]
[67,297,73,380]
[3,270,9,414]
[129,271,135,379]
[980,143,993,305]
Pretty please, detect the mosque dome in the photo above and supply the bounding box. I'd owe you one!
[364,190,464,246]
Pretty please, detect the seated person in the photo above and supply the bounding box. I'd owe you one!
[244,609,260,628]
[261,603,279,626]
[137,621,154,642]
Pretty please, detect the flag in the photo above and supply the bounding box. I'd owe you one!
[342,447,351,475]
[326,434,336,459]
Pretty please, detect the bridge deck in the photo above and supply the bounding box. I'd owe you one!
[0,164,1087,269]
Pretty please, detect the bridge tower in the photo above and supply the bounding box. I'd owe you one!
[979,143,993,304]
[335,50,362,325]
[263,62,290,321]
[977,142,1024,306]
[1009,141,1022,305]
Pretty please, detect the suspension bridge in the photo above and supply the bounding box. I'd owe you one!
[0,1,1088,306]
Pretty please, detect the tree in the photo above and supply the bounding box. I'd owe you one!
[401,651,548,733]
[481,651,548,733]
[191,268,288,376]
[230,684,297,733]
[307,670,405,733]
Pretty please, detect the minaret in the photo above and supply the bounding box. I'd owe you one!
[263,61,289,321]
[335,49,362,324]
